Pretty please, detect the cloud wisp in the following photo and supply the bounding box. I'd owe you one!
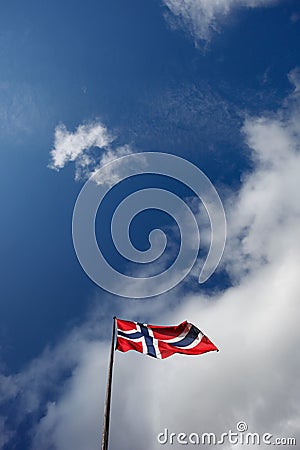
[163,0,280,44]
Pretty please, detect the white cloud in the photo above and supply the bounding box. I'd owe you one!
[223,74,300,280]
[163,0,280,43]
[0,310,114,450]
[31,342,106,450]
[49,121,134,181]
[50,121,113,169]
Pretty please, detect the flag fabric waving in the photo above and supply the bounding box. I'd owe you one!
[115,318,218,359]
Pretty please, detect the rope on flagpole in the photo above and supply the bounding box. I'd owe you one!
[101,316,116,450]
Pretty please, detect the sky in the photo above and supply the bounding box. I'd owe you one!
[1,0,300,449]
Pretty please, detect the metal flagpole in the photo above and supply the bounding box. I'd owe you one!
[101,316,116,450]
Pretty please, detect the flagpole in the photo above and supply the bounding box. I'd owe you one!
[101,316,116,450]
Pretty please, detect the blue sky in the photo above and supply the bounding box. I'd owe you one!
[1,1,300,449]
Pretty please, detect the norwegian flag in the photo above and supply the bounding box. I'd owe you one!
[115,318,218,359]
